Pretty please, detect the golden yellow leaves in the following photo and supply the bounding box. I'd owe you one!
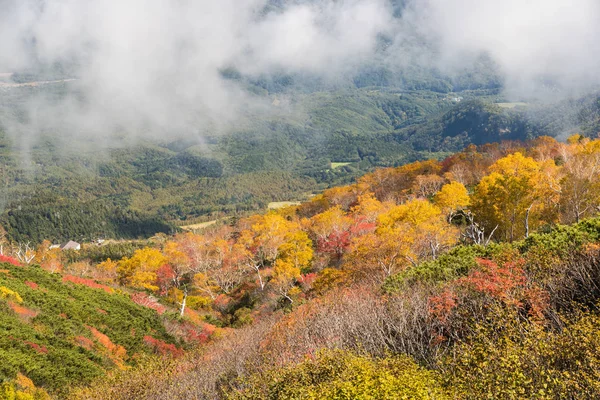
[117,248,167,291]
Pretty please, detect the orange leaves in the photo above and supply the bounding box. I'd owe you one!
[75,335,95,350]
[9,303,38,321]
[350,192,391,223]
[358,159,442,202]
[87,326,128,367]
[96,258,118,281]
[35,240,63,273]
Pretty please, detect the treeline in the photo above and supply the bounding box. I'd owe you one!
[0,192,174,244]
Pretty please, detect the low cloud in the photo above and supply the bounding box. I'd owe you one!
[0,0,599,150]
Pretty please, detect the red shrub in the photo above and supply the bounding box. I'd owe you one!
[185,323,216,344]
[428,288,457,324]
[0,254,20,266]
[143,336,184,358]
[62,275,114,294]
[460,258,527,307]
[427,258,550,325]
[24,340,48,354]
[298,273,317,291]
[25,281,39,290]
[130,292,167,314]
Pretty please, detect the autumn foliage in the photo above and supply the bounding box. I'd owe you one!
[5,135,600,399]
[0,254,21,266]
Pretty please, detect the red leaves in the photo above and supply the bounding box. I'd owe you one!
[298,273,317,291]
[130,292,167,314]
[24,340,48,354]
[461,258,527,307]
[0,254,21,266]
[143,336,183,358]
[212,293,232,314]
[428,258,549,325]
[24,281,38,290]
[155,264,176,295]
[62,275,114,294]
[182,323,216,344]
[317,231,351,256]
[428,289,457,324]
[350,220,377,236]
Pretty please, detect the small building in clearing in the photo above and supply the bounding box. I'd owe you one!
[60,241,81,251]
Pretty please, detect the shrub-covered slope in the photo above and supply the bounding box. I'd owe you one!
[0,261,176,397]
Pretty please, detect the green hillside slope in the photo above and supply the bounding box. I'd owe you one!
[0,260,176,397]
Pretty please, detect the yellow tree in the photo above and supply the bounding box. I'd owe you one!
[434,181,471,218]
[235,213,293,290]
[348,199,457,284]
[117,248,167,291]
[471,152,559,242]
[347,229,413,283]
[96,258,118,282]
[35,241,64,273]
[271,230,313,303]
[378,198,458,261]
[194,238,245,298]
[350,192,390,223]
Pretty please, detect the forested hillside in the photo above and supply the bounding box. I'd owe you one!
[2,79,599,244]
[1,135,600,398]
